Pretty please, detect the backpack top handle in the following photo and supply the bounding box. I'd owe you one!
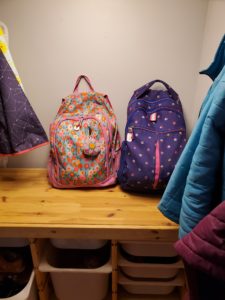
[135,79,179,100]
[73,75,95,95]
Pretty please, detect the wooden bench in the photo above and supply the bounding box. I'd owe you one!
[0,168,183,300]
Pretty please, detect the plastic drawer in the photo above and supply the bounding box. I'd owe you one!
[50,238,108,249]
[0,271,37,300]
[118,271,184,295]
[118,252,182,279]
[39,243,112,300]
[120,241,177,257]
[0,239,29,248]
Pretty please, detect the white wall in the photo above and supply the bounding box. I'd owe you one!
[0,0,208,167]
[193,0,225,121]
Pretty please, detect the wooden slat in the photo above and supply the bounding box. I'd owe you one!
[0,226,178,241]
[37,276,52,300]
[29,238,48,267]
[112,240,118,300]
[29,238,53,300]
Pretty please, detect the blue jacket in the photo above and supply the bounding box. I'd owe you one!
[158,35,225,238]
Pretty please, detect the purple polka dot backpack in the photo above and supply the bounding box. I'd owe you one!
[118,79,186,192]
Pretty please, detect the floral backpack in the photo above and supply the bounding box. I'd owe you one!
[48,75,121,188]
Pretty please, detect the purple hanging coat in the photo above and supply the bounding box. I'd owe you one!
[0,50,48,155]
[175,201,225,300]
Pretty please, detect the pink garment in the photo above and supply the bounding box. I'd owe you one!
[175,200,225,300]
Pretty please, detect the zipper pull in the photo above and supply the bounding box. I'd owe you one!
[126,127,133,142]
[74,118,83,131]
[150,112,157,122]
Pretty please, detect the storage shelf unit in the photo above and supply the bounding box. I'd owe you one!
[0,168,185,300]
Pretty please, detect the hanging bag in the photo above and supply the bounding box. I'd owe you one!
[48,75,121,188]
[118,79,186,192]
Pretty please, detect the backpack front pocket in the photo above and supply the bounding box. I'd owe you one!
[119,127,186,191]
[120,127,157,191]
[52,116,108,186]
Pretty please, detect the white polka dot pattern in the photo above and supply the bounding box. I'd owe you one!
[0,50,48,154]
[118,79,186,192]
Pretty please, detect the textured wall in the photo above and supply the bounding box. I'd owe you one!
[193,0,225,122]
[0,0,208,167]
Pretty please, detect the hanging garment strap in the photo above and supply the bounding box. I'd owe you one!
[135,79,179,100]
[73,75,95,95]
[0,21,9,45]
[0,22,25,91]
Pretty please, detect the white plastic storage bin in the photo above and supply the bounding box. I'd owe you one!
[0,238,29,248]
[50,238,107,249]
[0,271,37,300]
[118,253,182,279]
[39,243,112,300]
[120,241,177,257]
[118,271,184,295]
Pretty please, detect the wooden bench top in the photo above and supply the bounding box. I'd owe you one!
[0,168,178,241]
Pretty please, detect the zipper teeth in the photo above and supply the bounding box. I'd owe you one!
[52,115,110,178]
[130,97,177,105]
[131,126,185,134]
[57,113,112,141]
[128,106,183,118]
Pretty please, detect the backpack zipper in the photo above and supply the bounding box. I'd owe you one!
[127,106,184,122]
